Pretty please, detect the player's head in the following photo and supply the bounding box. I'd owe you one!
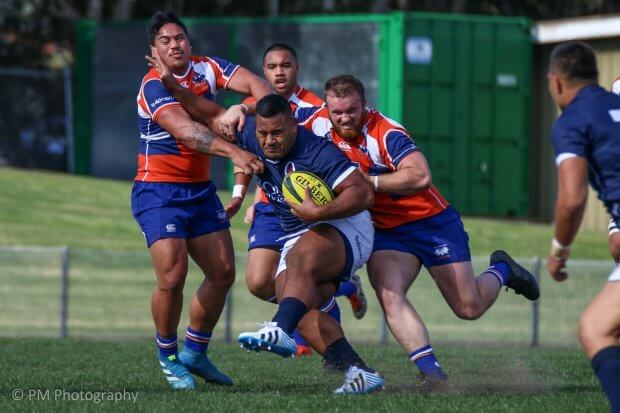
[147,11,191,74]
[548,41,598,109]
[324,75,366,141]
[262,43,299,97]
[255,94,297,159]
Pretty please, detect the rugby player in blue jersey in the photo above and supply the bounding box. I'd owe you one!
[547,41,620,412]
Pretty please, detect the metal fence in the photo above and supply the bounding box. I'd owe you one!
[0,245,614,347]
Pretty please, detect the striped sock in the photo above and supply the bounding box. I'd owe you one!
[336,281,357,298]
[319,296,341,323]
[184,327,212,353]
[409,345,445,379]
[484,262,511,286]
[156,332,178,358]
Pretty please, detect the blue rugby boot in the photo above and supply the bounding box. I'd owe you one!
[178,347,233,386]
[333,365,385,395]
[238,322,297,358]
[158,353,196,390]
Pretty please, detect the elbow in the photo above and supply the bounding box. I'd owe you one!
[416,172,432,191]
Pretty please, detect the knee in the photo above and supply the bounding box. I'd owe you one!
[246,273,274,301]
[453,300,484,320]
[157,270,186,292]
[375,287,405,315]
[578,311,598,347]
[211,264,235,289]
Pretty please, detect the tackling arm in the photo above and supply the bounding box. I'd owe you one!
[373,151,431,194]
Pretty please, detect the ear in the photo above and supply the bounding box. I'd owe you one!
[551,74,563,95]
[150,45,156,56]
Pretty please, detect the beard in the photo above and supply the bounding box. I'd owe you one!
[332,119,363,140]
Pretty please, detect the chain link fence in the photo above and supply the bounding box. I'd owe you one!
[0,246,614,347]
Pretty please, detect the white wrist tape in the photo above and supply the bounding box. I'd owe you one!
[232,184,246,199]
[373,175,379,191]
[550,238,570,260]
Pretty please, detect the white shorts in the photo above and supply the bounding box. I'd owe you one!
[275,210,373,280]
[609,218,619,236]
[609,265,620,282]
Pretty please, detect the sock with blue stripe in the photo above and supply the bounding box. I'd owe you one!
[484,262,511,286]
[156,332,178,358]
[292,329,308,346]
[184,327,212,353]
[592,345,620,413]
[336,281,357,298]
[272,297,308,335]
[319,297,342,323]
[409,345,446,379]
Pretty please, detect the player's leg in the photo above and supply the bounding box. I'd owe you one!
[336,274,368,319]
[608,218,620,262]
[579,275,620,412]
[368,250,445,380]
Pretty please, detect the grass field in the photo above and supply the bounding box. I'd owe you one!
[0,339,607,411]
[0,167,613,411]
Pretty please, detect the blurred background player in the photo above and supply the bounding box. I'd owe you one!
[134,10,269,390]
[234,95,383,394]
[546,41,620,412]
[236,43,367,356]
[297,74,539,384]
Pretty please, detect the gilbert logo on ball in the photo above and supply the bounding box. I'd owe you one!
[282,171,334,206]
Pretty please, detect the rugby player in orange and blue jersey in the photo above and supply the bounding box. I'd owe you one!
[297,75,539,385]
[132,10,269,390]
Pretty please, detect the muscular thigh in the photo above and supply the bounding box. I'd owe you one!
[286,224,347,282]
[246,248,280,291]
[187,229,235,279]
[583,279,620,337]
[149,237,189,282]
[367,250,421,294]
[428,261,477,305]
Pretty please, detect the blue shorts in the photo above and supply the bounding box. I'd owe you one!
[131,181,230,248]
[248,202,285,251]
[373,206,471,268]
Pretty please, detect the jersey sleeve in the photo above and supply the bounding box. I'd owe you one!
[551,113,589,166]
[313,139,357,190]
[142,78,180,122]
[296,107,332,137]
[209,56,240,90]
[235,116,259,152]
[384,129,418,169]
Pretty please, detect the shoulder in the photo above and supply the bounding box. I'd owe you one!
[368,109,410,140]
[298,87,324,106]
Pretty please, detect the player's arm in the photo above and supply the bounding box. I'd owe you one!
[291,169,374,222]
[157,106,263,175]
[372,151,431,195]
[226,66,271,102]
[548,156,589,281]
[224,168,252,218]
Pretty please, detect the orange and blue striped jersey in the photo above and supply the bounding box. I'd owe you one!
[135,55,239,182]
[296,106,448,229]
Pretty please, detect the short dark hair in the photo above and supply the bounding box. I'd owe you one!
[262,43,298,64]
[147,11,189,45]
[324,74,365,99]
[256,94,294,119]
[549,41,598,83]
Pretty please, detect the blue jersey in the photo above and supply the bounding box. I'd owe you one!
[236,116,357,234]
[552,85,620,211]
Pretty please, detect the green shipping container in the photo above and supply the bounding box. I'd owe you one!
[402,13,532,217]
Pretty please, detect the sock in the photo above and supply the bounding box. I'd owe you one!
[336,281,357,298]
[156,332,177,358]
[484,262,511,286]
[592,345,620,413]
[272,297,308,334]
[267,295,278,304]
[409,345,446,379]
[292,329,308,346]
[184,326,212,353]
[319,296,341,323]
[323,337,369,371]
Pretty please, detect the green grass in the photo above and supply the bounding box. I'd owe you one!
[0,338,607,412]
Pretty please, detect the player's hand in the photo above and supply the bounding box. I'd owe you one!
[244,204,255,224]
[145,48,175,89]
[231,148,263,175]
[547,255,569,282]
[219,105,247,140]
[225,196,243,219]
[290,188,322,222]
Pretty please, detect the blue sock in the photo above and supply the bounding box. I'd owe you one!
[484,262,511,286]
[336,281,357,298]
[272,297,308,334]
[592,345,620,413]
[156,332,177,358]
[184,326,212,353]
[292,329,308,346]
[409,345,446,379]
[319,296,341,323]
[323,337,368,371]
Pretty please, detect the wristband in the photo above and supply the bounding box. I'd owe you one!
[239,104,249,114]
[373,175,379,191]
[232,184,246,199]
[550,238,570,260]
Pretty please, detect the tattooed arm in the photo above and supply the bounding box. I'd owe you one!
[157,106,263,174]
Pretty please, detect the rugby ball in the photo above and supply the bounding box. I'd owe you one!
[282,171,334,206]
